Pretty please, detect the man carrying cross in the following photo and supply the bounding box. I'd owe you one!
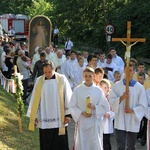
[108,21,148,149]
[109,64,148,149]
[112,21,146,107]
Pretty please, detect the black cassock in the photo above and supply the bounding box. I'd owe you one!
[39,127,69,150]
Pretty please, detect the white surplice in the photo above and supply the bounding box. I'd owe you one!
[64,58,77,88]
[69,83,109,150]
[73,63,86,87]
[26,73,72,129]
[109,80,148,132]
[50,54,66,74]
[102,110,115,134]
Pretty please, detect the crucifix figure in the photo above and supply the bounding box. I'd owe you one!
[119,39,139,60]
[112,21,146,107]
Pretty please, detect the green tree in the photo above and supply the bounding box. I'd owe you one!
[25,0,53,17]
[47,0,126,52]
[109,0,150,58]
[0,0,149,59]
[0,0,32,15]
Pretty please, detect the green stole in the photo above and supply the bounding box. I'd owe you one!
[28,73,65,135]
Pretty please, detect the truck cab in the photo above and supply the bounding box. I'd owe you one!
[0,13,30,41]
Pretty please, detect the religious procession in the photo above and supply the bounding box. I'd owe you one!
[0,4,150,150]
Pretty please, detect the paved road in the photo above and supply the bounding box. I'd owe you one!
[68,119,147,150]
[111,134,147,150]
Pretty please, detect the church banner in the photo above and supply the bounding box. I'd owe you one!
[28,15,52,57]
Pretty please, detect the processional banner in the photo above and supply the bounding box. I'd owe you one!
[28,15,52,57]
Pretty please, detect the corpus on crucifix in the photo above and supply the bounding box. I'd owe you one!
[119,39,139,60]
[112,21,146,107]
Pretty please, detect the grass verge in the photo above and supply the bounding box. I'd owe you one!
[0,86,39,150]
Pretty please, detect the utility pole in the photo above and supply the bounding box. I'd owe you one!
[102,0,110,52]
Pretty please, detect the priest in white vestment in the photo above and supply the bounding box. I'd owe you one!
[52,50,66,74]
[69,67,109,150]
[45,46,54,61]
[109,64,148,150]
[27,61,72,150]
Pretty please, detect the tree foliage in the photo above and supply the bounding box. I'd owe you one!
[25,0,53,17]
[0,0,150,58]
[109,0,150,58]
[0,0,32,15]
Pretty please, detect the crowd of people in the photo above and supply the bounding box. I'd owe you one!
[0,34,150,150]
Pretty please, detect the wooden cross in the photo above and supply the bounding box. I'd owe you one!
[112,21,146,107]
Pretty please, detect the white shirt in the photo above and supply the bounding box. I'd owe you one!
[53,28,59,35]
[109,79,148,132]
[8,29,15,36]
[65,40,73,50]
